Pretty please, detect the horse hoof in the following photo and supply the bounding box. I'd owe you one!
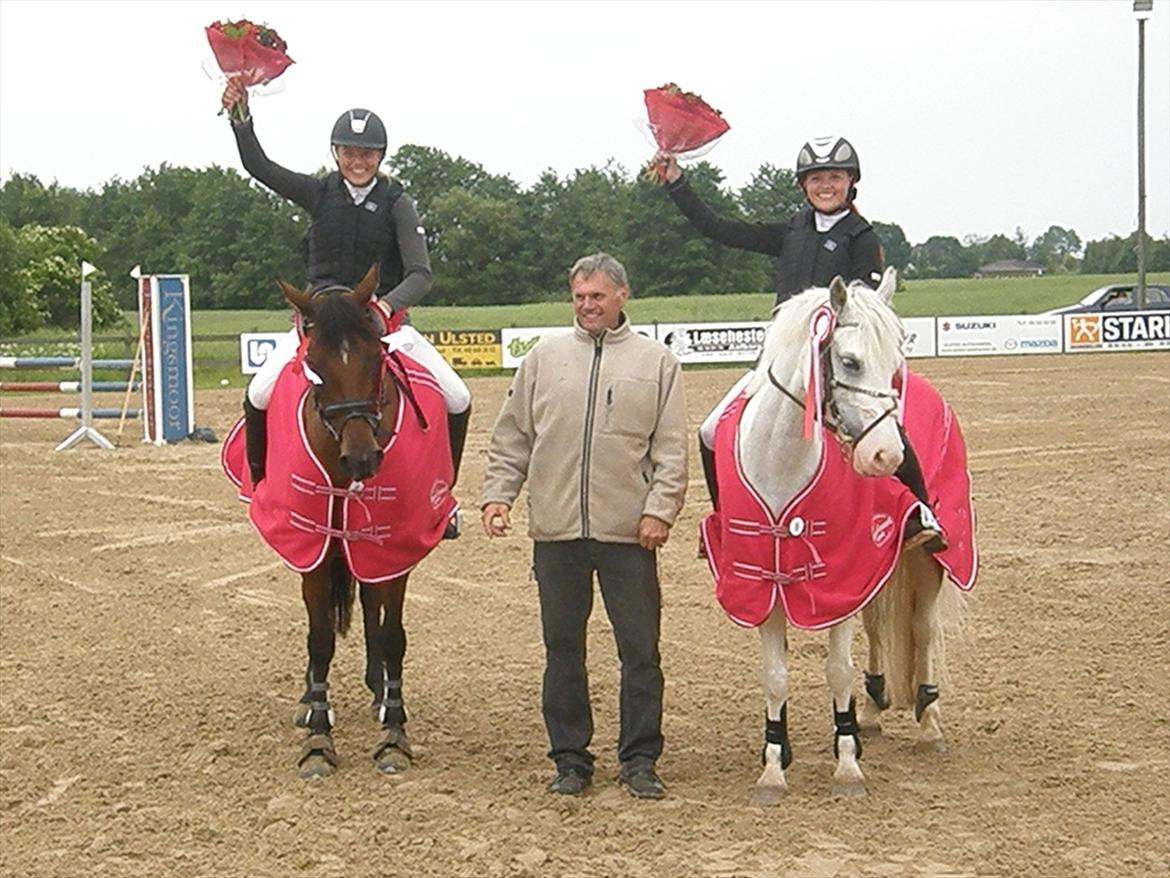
[293,703,311,728]
[750,784,788,807]
[373,727,413,775]
[298,733,338,780]
[830,782,867,799]
[913,737,947,754]
[298,755,336,780]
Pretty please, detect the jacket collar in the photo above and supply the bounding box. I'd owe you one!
[573,311,631,344]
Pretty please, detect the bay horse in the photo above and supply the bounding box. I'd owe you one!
[701,268,969,802]
[226,265,456,779]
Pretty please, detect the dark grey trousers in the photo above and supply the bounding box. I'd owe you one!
[533,539,664,777]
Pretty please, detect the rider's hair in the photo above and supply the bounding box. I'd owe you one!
[568,252,629,290]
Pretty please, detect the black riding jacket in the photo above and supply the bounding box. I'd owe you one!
[666,176,883,306]
[231,118,432,310]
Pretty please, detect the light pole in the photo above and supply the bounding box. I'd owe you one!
[1134,0,1152,309]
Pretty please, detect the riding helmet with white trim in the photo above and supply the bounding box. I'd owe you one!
[795,135,861,181]
[330,109,387,150]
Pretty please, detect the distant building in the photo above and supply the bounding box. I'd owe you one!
[974,259,1045,278]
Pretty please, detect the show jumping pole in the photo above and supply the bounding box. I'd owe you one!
[55,261,115,451]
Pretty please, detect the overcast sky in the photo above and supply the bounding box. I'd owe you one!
[1,0,1167,247]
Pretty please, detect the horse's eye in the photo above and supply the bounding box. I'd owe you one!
[840,355,861,373]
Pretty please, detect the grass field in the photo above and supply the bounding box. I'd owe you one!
[1,272,1166,391]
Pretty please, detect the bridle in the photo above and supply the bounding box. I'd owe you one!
[765,321,901,449]
[300,285,397,445]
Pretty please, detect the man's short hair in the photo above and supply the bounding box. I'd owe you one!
[568,252,629,290]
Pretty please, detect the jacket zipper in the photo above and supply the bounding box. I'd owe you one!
[580,334,604,538]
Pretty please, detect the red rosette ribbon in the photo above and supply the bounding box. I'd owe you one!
[206,20,294,120]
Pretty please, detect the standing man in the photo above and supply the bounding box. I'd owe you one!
[480,253,688,799]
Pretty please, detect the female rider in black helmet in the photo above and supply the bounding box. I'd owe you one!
[221,80,471,536]
[652,136,944,551]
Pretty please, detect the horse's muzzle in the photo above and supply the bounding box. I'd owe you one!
[340,449,383,482]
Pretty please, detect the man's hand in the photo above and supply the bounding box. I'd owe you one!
[638,515,671,551]
[481,503,512,538]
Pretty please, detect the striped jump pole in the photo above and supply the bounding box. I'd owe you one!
[1,408,142,419]
[0,381,141,393]
[0,357,137,370]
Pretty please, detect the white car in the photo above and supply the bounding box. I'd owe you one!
[1044,283,1170,315]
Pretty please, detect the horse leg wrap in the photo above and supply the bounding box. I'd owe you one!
[915,684,940,723]
[833,697,862,760]
[308,680,334,732]
[763,704,793,769]
[864,672,890,711]
[379,679,407,727]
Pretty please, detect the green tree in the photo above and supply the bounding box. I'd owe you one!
[1028,225,1083,273]
[909,235,977,279]
[15,224,122,329]
[735,163,803,223]
[426,188,529,305]
[871,221,911,272]
[965,233,1026,268]
[0,220,39,335]
[0,173,87,229]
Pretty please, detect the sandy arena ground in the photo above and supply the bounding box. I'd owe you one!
[1,353,1168,878]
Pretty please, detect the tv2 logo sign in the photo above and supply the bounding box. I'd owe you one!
[239,332,287,374]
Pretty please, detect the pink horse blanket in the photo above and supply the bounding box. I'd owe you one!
[701,371,976,630]
[222,351,455,583]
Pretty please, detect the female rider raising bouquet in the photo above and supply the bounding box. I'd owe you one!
[652,136,943,552]
[222,79,470,537]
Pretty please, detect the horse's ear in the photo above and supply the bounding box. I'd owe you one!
[278,279,314,315]
[829,276,848,314]
[875,267,897,304]
[351,263,381,303]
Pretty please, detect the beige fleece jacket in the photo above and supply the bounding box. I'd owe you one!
[479,317,688,543]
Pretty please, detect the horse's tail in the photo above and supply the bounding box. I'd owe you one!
[328,550,355,636]
[868,550,968,709]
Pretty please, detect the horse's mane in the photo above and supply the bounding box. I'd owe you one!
[745,282,905,397]
[312,293,378,354]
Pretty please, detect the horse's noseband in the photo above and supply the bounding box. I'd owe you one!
[766,325,901,449]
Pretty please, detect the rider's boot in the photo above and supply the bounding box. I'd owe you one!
[697,440,720,559]
[443,405,471,540]
[897,426,946,554]
[243,396,268,486]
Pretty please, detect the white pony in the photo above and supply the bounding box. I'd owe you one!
[701,268,968,802]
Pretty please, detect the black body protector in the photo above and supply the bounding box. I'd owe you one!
[305,172,405,297]
[772,207,874,306]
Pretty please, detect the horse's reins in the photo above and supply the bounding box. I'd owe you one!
[765,323,901,449]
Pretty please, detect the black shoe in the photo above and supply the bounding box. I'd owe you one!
[904,503,947,554]
[619,766,666,800]
[442,510,461,540]
[546,768,591,796]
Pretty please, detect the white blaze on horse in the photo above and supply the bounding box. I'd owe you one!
[223,266,457,779]
[701,268,976,802]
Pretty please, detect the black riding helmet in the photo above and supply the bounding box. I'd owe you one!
[795,135,861,182]
[330,109,387,151]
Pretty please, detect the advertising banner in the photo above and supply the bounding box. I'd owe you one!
[936,314,1062,357]
[656,321,768,365]
[500,325,657,367]
[239,332,286,375]
[902,317,936,359]
[1063,311,1170,353]
[418,329,502,368]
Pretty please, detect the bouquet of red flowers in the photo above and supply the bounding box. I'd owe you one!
[206,19,294,121]
[643,83,730,180]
